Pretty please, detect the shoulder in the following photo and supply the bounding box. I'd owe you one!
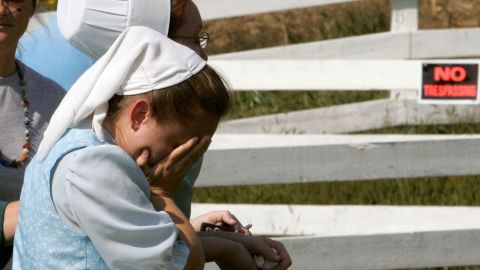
[73,144,134,168]
[69,144,138,173]
[64,145,150,195]
[21,63,66,105]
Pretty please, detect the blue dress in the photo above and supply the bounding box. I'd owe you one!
[13,128,188,269]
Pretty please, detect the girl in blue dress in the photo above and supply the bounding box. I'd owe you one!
[13,26,228,270]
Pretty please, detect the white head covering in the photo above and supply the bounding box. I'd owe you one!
[57,0,171,59]
[37,26,207,160]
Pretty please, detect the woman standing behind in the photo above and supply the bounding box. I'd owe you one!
[0,0,64,267]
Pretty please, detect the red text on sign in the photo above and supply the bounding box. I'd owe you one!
[423,84,477,98]
[434,66,467,82]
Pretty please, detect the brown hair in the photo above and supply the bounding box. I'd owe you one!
[105,65,231,124]
[168,0,188,37]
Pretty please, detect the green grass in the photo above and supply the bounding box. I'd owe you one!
[227,91,389,119]
[193,176,480,206]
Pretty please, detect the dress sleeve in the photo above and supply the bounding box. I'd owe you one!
[174,156,203,218]
[53,145,189,270]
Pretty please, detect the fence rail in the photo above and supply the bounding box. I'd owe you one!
[193,0,357,20]
[211,28,480,60]
[197,134,480,186]
[217,99,480,134]
[196,204,480,270]
[210,59,479,91]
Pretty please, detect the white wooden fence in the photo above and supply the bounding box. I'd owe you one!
[190,0,480,269]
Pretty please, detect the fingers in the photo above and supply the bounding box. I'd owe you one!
[237,236,280,263]
[218,211,238,226]
[258,241,281,263]
[167,137,200,164]
[160,135,210,174]
[214,211,252,235]
[237,226,252,236]
[244,237,289,268]
[136,149,149,167]
[149,135,211,175]
[149,136,202,179]
[178,135,211,169]
[147,136,211,197]
[190,210,239,231]
[191,210,254,236]
[135,149,151,176]
[217,241,257,270]
[202,229,291,269]
[267,240,292,270]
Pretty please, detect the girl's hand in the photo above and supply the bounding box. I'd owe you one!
[191,210,252,235]
[136,136,211,197]
[201,236,257,270]
[257,238,292,270]
[237,236,291,270]
[201,232,292,270]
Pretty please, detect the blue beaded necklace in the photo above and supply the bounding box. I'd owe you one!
[0,61,31,168]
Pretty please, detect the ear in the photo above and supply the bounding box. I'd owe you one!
[129,99,151,131]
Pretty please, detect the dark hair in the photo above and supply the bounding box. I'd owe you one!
[32,0,36,10]
[168,0,188,37]
[106,65,231,123]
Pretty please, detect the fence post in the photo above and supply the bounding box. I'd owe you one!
[391,0,418,32]
[390,0,418,100]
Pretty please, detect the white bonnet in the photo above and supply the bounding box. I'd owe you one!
[36,26,207,160]
[57,0,171,59]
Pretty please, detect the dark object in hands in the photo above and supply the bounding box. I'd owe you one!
[200,222,235,232]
